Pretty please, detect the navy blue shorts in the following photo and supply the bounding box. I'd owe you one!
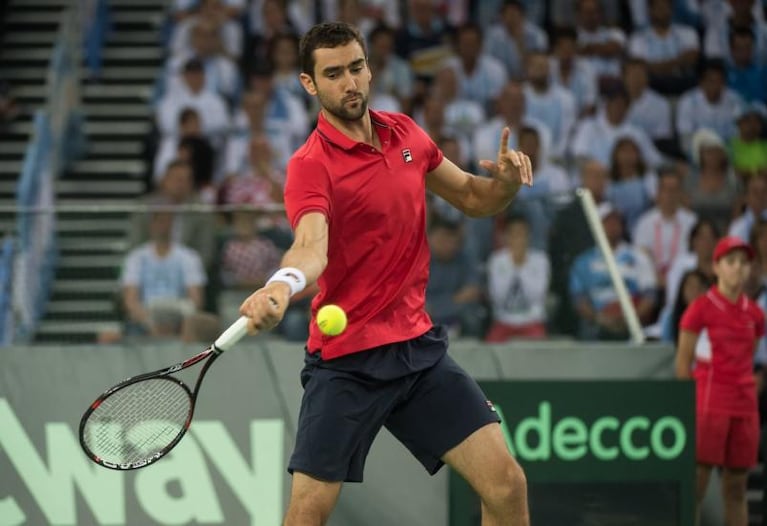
[287,326,500,482]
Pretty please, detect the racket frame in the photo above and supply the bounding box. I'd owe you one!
[78,344,222,470]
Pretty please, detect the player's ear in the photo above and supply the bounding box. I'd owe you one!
[300,73,317,96]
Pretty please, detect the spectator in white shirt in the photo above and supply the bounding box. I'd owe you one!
[268,32,311,109]
[244,0,299,78]
[223,83,303,177]
[622,58,675,150]
[431,66,485,145]
[571,81,664,169]
[511,124,571,250]
[472,80,551,165]
[446,22,508,112]
[550,26,598,117]
[336,0,378,39]
[170,0,244,60]
[483,0,548,79]
[632,166,699,288]
[130,159,217,268]
[165,18,242,103]
[156,57,231,148]
[368,24,415,113]
[628,0,700,95]
[606,136,656,232]
[413,95,472,162]
[704,0,767,66]
[524,51,577,160]
[121,211,207,338]
[415,95,451,142]
[517,124,571,198]
[485,215,551,342]
[730,172,767,241]
[576,0,627,82]
[676,58,744,155]
[153,107,217,189]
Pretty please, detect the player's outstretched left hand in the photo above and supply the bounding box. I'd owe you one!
[477,126,534,188]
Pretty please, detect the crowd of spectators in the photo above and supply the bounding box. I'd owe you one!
[116,0,767,347]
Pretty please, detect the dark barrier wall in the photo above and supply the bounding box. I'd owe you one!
[0,339,679,525]
[450,380,695,526]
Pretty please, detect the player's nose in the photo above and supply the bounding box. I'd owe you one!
[341,71,358,91]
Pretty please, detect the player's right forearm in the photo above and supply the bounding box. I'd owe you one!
[278,213,329,287]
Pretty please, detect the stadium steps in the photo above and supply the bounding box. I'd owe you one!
[0,0,63,225]
[30,0,167,343]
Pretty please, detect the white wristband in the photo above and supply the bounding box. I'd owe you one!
[266,267,307,297]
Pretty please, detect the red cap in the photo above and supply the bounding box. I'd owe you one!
[713,236,755,261]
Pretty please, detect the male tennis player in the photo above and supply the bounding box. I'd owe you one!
[240,22,533,526]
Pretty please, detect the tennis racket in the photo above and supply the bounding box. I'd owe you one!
[79,315,251,470]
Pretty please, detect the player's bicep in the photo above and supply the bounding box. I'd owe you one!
[426,157,473,212]
[292,211,328,249]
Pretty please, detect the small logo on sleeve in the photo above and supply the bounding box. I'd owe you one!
[402,148,413,163]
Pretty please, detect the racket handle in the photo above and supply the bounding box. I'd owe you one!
[214,316,251,352]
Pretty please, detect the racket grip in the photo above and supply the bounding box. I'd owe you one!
[214,316,251,352]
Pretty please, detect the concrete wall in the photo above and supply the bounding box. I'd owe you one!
[0,338,691,526]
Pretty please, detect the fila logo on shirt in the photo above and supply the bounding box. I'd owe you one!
[402,148,413,163]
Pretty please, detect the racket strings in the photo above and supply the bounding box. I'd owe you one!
[83,378,192,466]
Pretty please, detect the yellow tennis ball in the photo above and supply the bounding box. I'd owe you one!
[317,304,347,336]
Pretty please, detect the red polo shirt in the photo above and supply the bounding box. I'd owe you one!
[284,110,444,360]
[680,286,765,415]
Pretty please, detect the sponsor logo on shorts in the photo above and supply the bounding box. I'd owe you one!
[486,400,496,412]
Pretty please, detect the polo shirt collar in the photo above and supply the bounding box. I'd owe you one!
[317,109,394,151]
[709,285,746,310]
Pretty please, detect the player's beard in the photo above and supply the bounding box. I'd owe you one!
[319,90,369,122]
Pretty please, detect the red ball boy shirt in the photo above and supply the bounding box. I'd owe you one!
[284,110,444,360]
[680,286,766,415]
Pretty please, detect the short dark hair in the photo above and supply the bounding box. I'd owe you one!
[505,213,529,229]
[428,215,462,234]
[368,23,395,43]
[622,57,648,72]
[268,32,299,61]
[689,218,720,251]
[178,107,199,124]
[455,21,483,42]
[502,0,524,12]
[165,159,191,173]
[183,57,204,72]
[609,136,646,181]
[730,25,755,45]
[657,164,682,184]
[299,22,367,78]
[518,125,540,141]
[553,26,578,45]
[700,58,727,78]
